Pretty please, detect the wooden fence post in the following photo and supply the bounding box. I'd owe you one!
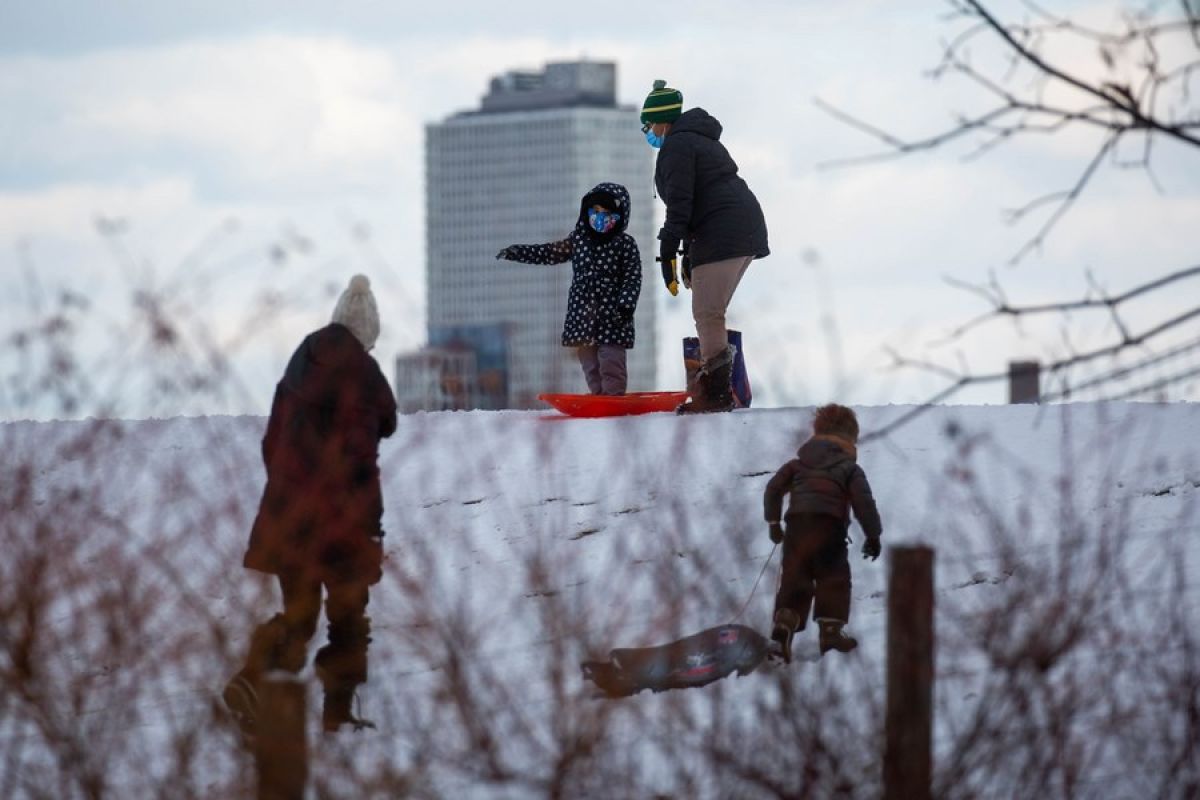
[256,674,308,800]
[884,545,935,800]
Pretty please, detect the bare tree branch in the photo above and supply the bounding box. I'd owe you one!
[952,263,1200,327]
[866,276,1200,441]
[1042,335,1200,399]
[1004,132,1118,263]
[962,0,1200,147]
[813,98,1017,168]
[820,0,1199,259]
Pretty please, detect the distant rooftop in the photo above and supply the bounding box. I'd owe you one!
[471,61,618,114]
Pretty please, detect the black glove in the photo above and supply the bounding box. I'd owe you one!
[768,522,784,544]
[681,242,692,289]
[496,246,516,260]
[657,236,680,296]
[862,535,881,561]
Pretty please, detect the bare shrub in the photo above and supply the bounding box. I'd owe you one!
[1,253,1197,799]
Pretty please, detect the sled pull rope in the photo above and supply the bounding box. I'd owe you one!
[730,542,778,623]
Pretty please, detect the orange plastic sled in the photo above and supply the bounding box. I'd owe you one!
[538,391,689,418]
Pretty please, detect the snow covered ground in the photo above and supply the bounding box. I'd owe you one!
[2,401,1198,798]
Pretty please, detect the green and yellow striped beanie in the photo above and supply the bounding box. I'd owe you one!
[640,79,683,124]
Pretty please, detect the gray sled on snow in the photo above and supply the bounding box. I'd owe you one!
[581,624,770,698]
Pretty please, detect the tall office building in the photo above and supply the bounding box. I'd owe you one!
[420,60,657,409]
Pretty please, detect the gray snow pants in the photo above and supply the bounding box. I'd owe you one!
[577,344,628,395]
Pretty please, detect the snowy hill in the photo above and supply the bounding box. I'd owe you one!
[2,402,1198,798]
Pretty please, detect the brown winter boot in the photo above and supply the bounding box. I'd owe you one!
[677,347,735,415]
[221,615,296,745]
[221,671,260,746]
[818,619,858,655]
[315,631,375,733]
[771,608,802,664]
[321,686,376,733]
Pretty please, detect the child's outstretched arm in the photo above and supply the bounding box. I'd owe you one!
[496,239,572,265]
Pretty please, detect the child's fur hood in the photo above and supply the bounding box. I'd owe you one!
[799,434,858,462]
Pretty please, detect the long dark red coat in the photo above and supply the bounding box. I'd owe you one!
[244,323,397,585]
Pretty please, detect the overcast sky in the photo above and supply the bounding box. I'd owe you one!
[2,0,1198,420]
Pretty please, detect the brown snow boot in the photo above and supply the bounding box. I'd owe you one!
[322,687,376,733]
[771,608,801,664]
[221,615,296,745]
[677,347,735,415]
[818,619,857,655]
[221,671,260,746]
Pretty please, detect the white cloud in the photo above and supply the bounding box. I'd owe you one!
[2,35,420,193]
[0,177,195,239]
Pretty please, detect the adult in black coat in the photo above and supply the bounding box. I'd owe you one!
[225,274,397,737]
[641,79,769,413]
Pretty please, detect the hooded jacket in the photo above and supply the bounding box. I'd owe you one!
[244,322,398,583]
[654,108,770,268]
[763,435,882,539]
[502,182,642,349]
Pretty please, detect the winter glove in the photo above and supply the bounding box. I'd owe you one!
[862,535,881,561]
[768,522,784,544]
[681,242,693,289]
[496,246,516,260]
[657,236,680,296]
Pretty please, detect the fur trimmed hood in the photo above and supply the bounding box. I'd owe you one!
[807,433,857,461]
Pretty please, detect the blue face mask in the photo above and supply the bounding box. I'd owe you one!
[588,208,620,234]
[645,128,665,149]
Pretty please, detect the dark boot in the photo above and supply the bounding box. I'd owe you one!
[315,630,374,733]
[818,619,858,655]
[321,686,376,733]
[221,614,295,745]
[770,608,801,664]
[249,616,289,674]
[677,347,735,415]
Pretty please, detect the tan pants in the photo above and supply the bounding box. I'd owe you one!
[691,255,754,361]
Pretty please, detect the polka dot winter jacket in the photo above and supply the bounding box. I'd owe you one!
[501,182,642,350]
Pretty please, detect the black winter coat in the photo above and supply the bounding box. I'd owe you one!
[763,435,882,539]
[654,108,770,268]
[503,182,642,349]
[244,323,398,585]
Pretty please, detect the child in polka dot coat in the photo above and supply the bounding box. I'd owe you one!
[497,182,642,395]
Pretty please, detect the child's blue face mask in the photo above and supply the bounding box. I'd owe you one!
[588,208,620,234]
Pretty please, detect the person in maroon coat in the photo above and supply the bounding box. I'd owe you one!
[224,274,397,737]
[763,404,882,663]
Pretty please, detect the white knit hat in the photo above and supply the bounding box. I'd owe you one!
[331,274,380,350]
